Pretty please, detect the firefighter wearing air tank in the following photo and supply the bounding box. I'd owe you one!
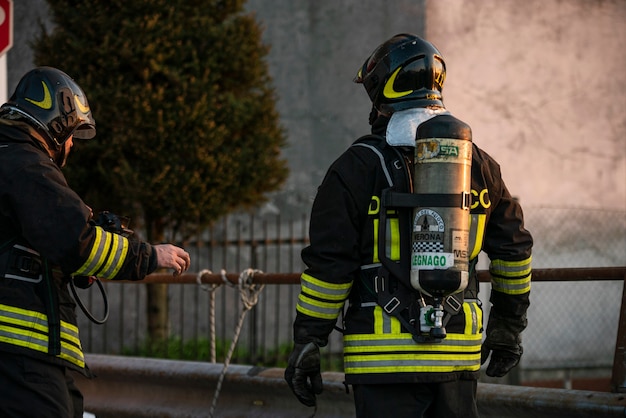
[285,34,533,418]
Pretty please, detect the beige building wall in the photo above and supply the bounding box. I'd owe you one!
[11,1,625,213]
[244,0,625,214]
[426,0,626,210]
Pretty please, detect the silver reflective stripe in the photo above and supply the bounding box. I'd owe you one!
[74,227,129,278]
[343,333,482,372]
[345,335,480,349]
[344,357,479,369]
[297,294,342,318]
[4,273,42,283]
[467,301,479,334]
[381,310,394,333]
[361,263,381,270]
[95,233,128,278]
[300,276,349,301]
[0,304,85,367]
[490,258,532,277]
[4,244,43,283]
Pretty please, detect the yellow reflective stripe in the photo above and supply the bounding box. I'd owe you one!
[490,257,532,295]
[345,361,480,374]
[300,273,351,300]
[298,274,351,319]
[388,217,400,260]
[464,301,482,335]
[97,233,129,278]
[0,328,48,353]
[77,226,105,276]
[296,294,343,320]
[491,276,532,295]
[468,214,486,260]
[373,306,400,334]
[391,310,401,334]
[296,304,339,320]
[374,216,400,264]
[58,352,85,368]
[74,227,130,279]
[0,325,85,368]
[1,303,49,330]
[344,332,482,373]
[0,304,85,368]
[60,322,81,347]
[490,257,532,277]
[374,305,383,334]
[373,218,379,263]
[345,353,481,367]
[345,332,482,350]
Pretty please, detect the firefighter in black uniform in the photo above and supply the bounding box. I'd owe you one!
[285,34,533,417]
[0,67,191,418]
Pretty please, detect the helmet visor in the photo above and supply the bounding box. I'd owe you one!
[73,123,96,140]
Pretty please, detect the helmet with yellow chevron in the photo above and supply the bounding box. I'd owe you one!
[354,33,446,115]
[1,67,96,148]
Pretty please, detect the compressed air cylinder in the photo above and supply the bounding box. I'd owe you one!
[410,114,472,298]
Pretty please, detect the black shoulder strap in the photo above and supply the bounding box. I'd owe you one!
[351,134,410,191]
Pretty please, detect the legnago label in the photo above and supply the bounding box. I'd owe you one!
[411,252,454,270]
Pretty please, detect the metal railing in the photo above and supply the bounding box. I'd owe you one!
[75,266,626,393]
[72,267,626,417]
[75,208,626,391]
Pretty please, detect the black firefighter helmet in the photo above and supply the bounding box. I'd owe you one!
[354,33,446,114]
[0,67,96,148]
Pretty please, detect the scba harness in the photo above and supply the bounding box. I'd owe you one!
[0,239,43,283]
[352,135,472,343]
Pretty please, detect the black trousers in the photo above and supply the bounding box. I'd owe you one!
[0,351,83,418]
[353,379,479,418]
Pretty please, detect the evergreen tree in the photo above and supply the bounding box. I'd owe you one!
[32,0,288,341]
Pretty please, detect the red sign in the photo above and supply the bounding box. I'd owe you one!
[0,0,12,56]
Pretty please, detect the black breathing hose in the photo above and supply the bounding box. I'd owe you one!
[69,277,110,325]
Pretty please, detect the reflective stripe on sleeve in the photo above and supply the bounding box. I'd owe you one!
[73,226,130,279]
[489,257,532,295]
[296,273,351,320]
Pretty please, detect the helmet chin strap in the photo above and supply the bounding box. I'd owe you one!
[54,144,69,167]
[0,106,67,165]
[52,134,74,168]
[32,131,66,167]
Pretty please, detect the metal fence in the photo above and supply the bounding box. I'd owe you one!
[76,207,626,387]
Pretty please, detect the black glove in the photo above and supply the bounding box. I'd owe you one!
[481,312,526,377]
[481,346,522,377]
[284,342,323,407]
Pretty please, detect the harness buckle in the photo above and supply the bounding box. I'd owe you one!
[383,297,401,314]
[2,244,43,283]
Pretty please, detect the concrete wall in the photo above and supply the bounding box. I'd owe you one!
[242,0,626,214]
[425,0,626,211]
[9,0,625,214]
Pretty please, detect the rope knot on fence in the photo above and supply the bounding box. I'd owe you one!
[198,267,266,418]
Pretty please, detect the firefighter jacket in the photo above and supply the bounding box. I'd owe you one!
[293,114,533,384]
[0,121,158,374]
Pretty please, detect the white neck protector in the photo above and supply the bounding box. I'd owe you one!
[385,107,449,147]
